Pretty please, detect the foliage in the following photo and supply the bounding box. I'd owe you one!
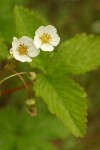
[0,1,100,150]
[14,6,88,137]
[0,37,8,60]
[0,101,66,150]
[0,0,31,43]
[14,6,46,38]
[49,34,100,75]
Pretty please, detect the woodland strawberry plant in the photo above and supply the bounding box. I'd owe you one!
[0,5,100,150]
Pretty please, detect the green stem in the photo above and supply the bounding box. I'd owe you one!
[0,72,28,85]
[11,70,31,98]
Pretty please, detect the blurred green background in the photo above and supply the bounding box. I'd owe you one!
[0,0,100,150]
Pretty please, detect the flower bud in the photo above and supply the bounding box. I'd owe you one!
[26,99,37,117]
[28,72,36,81]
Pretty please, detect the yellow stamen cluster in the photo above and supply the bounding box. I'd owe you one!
[18,44,27,55]
[40,33,51,43]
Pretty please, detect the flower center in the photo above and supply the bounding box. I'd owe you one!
[18,44,27,55]
[40,33,51,43]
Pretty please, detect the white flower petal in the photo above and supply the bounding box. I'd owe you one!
[10,48,13,54]
[13,37,17,40]
[12,50,22,61]
[13,50,32,62]
[35,26,45,36]
[10,36,39,62]
[21,55,32,62]
[50,34,60,46]
[33,36,42,49]
[27,43,40,57]
[19,36,33,46]
[12,37,19,50]
[41,43,54,51]
[44,25,57,35]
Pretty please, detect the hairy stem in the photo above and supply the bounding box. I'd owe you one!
[11,70,31,98]
[0,72,28,85]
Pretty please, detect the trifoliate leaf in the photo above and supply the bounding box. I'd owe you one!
[49,34,100,75]
[34,74,87,137]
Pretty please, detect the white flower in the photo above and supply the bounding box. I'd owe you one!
[10,36,40,62]
[34,25,60,51]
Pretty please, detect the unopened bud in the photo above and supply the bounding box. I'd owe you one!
[28,72,36,81]
[26,99,37,117]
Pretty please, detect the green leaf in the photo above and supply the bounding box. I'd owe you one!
[49,34,100,75]
[18,138,56,150]
[30,51,54,73]
[0,0,30,43]
[0,101,66,150]
[14,6,46,37]
[34,74,87,137]
[0,37,8,60]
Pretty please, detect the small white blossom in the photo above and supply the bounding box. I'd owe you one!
[10,36,40,62]
[34,25,60,51]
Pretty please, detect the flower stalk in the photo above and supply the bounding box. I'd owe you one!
[0,72,28,85]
